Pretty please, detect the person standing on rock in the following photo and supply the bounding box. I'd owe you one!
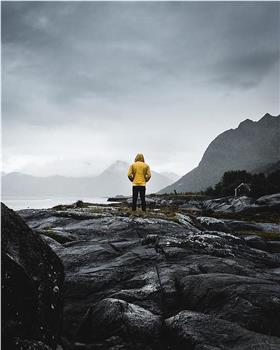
[127,153,151,212]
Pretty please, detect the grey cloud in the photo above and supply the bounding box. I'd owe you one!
[211,50,280,89]
[1,1,280,176]
[2,2,279,111]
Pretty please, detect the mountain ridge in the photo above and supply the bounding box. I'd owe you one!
[2,160,177,197]
[159,113,280,193]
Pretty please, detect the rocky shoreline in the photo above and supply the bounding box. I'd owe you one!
[2,193,280,349]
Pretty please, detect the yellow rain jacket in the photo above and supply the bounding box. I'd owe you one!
[127,154,151,186]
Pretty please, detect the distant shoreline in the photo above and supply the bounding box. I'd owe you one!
[1,196,112,211]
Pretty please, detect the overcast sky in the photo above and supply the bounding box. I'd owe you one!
[2,1,280,177]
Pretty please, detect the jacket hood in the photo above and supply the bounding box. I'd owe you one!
[135,153,145,162]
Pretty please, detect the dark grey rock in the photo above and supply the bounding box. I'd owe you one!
[39,234,64,251]
[17,205,280,349]
[8,338,52,350]
[1,203,64,349]
[195,216,280,238]
[201,196,255,213]
[256,193,280,206]
[196,216,230,232]
[165,310,280,350]
[76,298,161,344]
[179,200,202,210]
[198,193,280,215]
[244,235,269,251]
[177,273,280,336]
[267,241,280,253]
[223,219,280,235]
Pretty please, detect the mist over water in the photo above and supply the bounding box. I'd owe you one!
[2,196,112,210]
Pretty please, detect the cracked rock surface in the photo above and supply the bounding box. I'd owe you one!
[15,198,280,350]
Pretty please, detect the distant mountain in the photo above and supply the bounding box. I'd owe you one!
[1,172,88,198]
[93,160,173,196]
[1,160,174,198]
[159,113,280,193]
[160,172,180,182]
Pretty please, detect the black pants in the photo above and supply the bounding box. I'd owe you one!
[132,186,146,211]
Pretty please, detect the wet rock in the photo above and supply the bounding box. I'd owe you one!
[1,203,64,349]
[39,234,64,251]
[202,196,254,213]
[244,235,269,251]
[177,273,280,336]
[175,213,200,232]
[141,234,160,250]
[196,216,230,232]
[164,310,280,350]
[257,222,280,234]
[196,216,280,240]
[223,219,280,234]
[200,193,280,214]
[267,241,280,253]
[179,200,202,210]
[256,193,280,207]
[17,204,280,349]
[76,298,161,344]
[9,338,52,350]
[222,219,261,232]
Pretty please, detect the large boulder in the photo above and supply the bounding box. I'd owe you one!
[256,193,280,207]
[176,273,280,336]
[76,298,162,345]
[199,193,280,214]
[1,203,64,349]
[201,196,255,213]
[165,310,280,350]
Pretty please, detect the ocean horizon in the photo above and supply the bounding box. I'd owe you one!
[1,196,114,211]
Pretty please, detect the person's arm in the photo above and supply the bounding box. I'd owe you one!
[127,165,134,182]
[145,165,151,182]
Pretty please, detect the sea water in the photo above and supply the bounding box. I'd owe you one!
[1,196,111,210]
